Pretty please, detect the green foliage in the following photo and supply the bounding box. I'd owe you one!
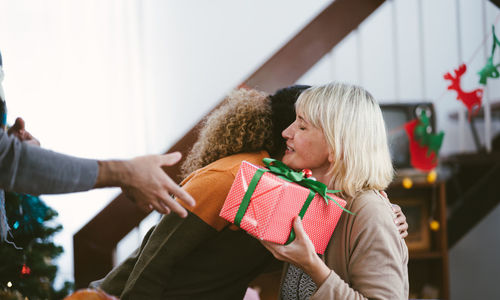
[0,192,73,299]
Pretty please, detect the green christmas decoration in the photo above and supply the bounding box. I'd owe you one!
[478,25,500,85]
[414,111,445,157]
[0,192,73,299]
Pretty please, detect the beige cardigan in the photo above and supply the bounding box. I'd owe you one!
[309,190,409,299]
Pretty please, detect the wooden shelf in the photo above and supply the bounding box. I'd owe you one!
[410,251,443,260]
[388,181,449,299]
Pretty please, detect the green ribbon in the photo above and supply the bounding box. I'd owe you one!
[262,158,351,214]
[285,190,315,244]
[234,168,266,227]
[233,159,353,230]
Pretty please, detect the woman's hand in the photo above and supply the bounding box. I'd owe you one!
[261,216,331,285]
[392,204,408,239]
[380,191,408,239]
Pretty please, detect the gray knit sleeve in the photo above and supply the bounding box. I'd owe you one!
[0,129,98,195]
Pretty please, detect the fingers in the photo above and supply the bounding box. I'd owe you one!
[8,117,24,136]
[397,220,408,238]
[160,152,182,166]
[392,203,402,214]
[292,216,316,253]
[156,190,188,218]
[12,117,25,131]
[7,117,40,146]
[158,152,196,207]
[163,174,196,207]
[394,214,405,226]
[393,207,408,238]
[292,216,306,240]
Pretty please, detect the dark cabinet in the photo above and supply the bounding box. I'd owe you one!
[388,180,449,299]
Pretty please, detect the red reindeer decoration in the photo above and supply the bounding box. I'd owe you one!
[443,64,483,121]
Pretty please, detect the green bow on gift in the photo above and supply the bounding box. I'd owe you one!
[262,158,351,214]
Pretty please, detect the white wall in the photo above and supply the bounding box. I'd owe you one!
[1,0,500,297]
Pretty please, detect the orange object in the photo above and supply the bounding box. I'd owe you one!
[430,220,440,231]
[402,177,413,189]
[427,170,437,183]
[20,263,31,275]
[64,289,118,300]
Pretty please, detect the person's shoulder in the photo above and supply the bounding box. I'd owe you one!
[182,150,269,190]
[203,151,269,174]
[352,190,391,210]
[350,190,394,224]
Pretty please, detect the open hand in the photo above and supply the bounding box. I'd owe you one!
[121,152,196,216]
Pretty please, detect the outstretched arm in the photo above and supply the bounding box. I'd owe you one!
[1,120,195,216]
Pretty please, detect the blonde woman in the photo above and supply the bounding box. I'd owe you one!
[262,83,409,299]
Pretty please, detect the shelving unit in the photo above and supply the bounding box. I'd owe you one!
[388,179,449,299]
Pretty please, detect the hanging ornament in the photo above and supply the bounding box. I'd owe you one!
[402,177,413,189]
[478,57,500,84]
[478,25,500,85]
[20,263,31,276]
[444,64,483,120]
[413,111,445,157]
[404,115,443,171]
[301,169,313,178]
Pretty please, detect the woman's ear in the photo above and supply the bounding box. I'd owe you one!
[328,149,334,163]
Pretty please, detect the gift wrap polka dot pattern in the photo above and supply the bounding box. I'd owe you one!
[219,161,346,254]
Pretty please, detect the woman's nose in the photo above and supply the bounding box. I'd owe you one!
[282,123,293,139]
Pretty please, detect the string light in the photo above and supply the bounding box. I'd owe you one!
[402,177,413,189]
[7,281,12,288]
[430,220,440,231]
[427,170,437,183]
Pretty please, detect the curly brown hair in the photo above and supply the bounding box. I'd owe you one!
[181,88,274,177]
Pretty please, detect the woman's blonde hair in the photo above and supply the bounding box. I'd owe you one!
[181,88,273,177]
[296,82,393,198]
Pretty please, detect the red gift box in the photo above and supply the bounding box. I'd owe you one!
[219,160,347,254]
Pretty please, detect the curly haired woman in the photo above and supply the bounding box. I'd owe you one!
[92,88,279,299]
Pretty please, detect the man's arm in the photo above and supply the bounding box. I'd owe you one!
[1,127,195,216]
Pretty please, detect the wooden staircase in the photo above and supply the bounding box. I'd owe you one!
[444,152,500,248]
